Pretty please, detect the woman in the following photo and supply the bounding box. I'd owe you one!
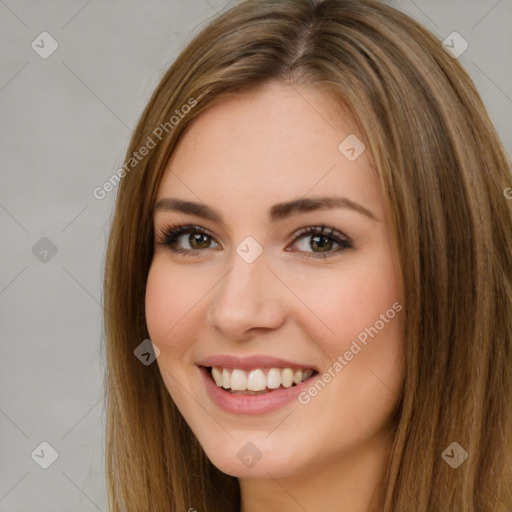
[102,0,512,510]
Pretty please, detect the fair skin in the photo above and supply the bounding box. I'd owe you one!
[145,81,404,512]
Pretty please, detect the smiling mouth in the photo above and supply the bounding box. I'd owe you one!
[204,366,318,395]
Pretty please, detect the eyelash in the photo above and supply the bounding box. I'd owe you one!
[156,223,353,260]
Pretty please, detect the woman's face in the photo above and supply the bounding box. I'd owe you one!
[145,82,404,480]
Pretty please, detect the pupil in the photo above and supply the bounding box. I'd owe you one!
[190,233,209,249]
[312,235,331,252]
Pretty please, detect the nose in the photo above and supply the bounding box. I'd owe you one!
[206,248,286,340]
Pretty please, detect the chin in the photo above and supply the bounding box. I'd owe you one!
[197,434,310,480]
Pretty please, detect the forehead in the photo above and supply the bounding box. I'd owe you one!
[157,82,380,218]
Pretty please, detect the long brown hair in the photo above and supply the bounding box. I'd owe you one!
[102,0,512,510]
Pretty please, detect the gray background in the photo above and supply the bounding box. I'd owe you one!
[1,0,510,510]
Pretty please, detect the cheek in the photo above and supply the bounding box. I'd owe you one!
[145,263,171,343]
[145,261,203,407]
[289,249,402,357]
[145,260,198,353]
[287,259,403,445]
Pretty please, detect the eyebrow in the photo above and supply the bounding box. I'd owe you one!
[153,195,379,223]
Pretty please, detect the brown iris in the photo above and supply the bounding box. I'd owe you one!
[310,235,333,252]
[189,232,211,249]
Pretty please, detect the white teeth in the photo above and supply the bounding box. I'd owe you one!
[303,369,313,380]
[281,368,294,388]
[266,368,281,389]
[231,369,247,390]
[247,369,267,391]
[211,366,223,387]
[222,368,231,389]
[210,366,315,391]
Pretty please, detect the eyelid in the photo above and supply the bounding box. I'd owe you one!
[290,225,353,247]
[155,223,219,253]
[286,225,353,260]
[155,223,353,258]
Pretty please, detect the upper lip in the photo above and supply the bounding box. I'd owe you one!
[197,354,318,372]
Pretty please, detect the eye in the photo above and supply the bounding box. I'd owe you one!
[156,224,220,256]
[287,225,353,259]
[156,223,353,259]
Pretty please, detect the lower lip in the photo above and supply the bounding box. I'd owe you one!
[199,366,314,415]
